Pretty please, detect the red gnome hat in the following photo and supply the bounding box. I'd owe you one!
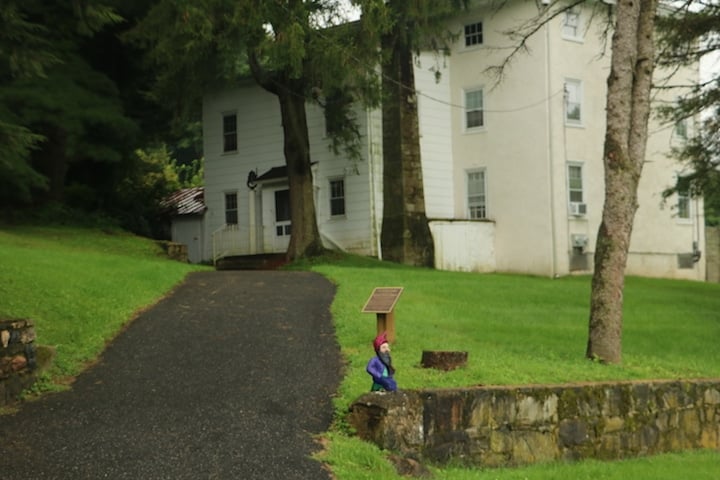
[373,332,388,353]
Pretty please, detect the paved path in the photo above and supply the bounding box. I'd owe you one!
[1,271,342,479]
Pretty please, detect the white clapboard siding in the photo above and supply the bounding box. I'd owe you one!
[416,52,455,219]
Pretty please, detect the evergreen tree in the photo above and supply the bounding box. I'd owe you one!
[656,1,720,225]
[0,0,140,209]
[0,0,59,202]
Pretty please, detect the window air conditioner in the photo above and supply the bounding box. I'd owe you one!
[570,202,587,216]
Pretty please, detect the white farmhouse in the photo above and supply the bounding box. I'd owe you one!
[193,0,706,280]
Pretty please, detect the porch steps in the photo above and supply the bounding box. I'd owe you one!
[215,253,288,271]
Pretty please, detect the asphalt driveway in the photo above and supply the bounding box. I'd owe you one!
[1,270,342,479]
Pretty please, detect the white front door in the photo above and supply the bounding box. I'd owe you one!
[262,186,291,253]
[273,188,291,251]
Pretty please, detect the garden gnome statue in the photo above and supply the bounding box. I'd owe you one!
[366,332,397,392]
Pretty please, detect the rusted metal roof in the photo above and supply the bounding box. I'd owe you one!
[162,187,206,216]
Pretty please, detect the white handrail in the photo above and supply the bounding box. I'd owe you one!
[211,224,243,265]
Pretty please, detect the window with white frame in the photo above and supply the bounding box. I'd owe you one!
[568,164,584,203]
[562,9,582,40]
[672,97,689,140]
[329,178,346,216]
[464,89,484,129]
[675,118,688,140]
[564,79,582,125]
[464,22,483,47]
[224,192,238,225]
[467,170,487,219]
[223,113,238,152]
[677,189,690,220]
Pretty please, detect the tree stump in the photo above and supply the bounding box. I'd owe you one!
[421,351,468,371]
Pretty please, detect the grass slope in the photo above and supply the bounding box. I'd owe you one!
[0,225,207,386]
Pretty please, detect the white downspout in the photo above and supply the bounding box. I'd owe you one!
[248,188,256,254]
[368,107,383,260]
[545,19,558,278]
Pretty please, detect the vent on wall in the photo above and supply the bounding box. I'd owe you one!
[570,253,590,271]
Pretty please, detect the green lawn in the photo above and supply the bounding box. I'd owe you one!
[300,255,720,409]
[298,254,720,479]
[2,228,718,478]
[0,225,207,385]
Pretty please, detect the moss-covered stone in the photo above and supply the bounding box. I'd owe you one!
[348,379,720,469]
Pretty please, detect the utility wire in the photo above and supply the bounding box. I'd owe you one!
[268,1,568,114]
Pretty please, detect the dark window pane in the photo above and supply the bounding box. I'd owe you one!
[275,189,290,222]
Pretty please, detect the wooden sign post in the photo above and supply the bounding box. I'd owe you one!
[361,287,403,343]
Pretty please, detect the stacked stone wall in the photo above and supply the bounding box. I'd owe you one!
[0,319,38,406]
[349,379,720,468]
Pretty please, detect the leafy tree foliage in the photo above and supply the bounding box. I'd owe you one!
[115,145,180,237]
[0,0,200,238]
[0,0,59,202]
[656,1,720,225]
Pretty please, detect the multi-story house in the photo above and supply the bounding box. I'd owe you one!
[186,1,706,280]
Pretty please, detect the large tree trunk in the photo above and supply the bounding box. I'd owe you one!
[248,52,324,262]
[277,86,325,262]
[380,29,434,268]
[587,0,657,364]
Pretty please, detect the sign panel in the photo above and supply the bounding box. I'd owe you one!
[362,287,404,314]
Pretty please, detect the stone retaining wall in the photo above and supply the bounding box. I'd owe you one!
[0,319,38,406]
[156,240,189,262]
[348,379,720,468]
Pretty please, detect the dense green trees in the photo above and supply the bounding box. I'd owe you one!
[0,0,201,237]
[1,1,129,204]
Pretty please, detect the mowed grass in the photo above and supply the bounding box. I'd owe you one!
[303,255,720,408]
[1,228,718,478]
[297,254,720,479]
[0,225,208,386]
[321,433,720,480]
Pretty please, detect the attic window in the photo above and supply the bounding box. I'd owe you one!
[223,113,237,152]
[464,22,483,47]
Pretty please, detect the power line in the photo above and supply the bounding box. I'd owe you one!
[268,1,567,114]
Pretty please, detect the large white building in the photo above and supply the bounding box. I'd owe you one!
[187,0,706,280]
